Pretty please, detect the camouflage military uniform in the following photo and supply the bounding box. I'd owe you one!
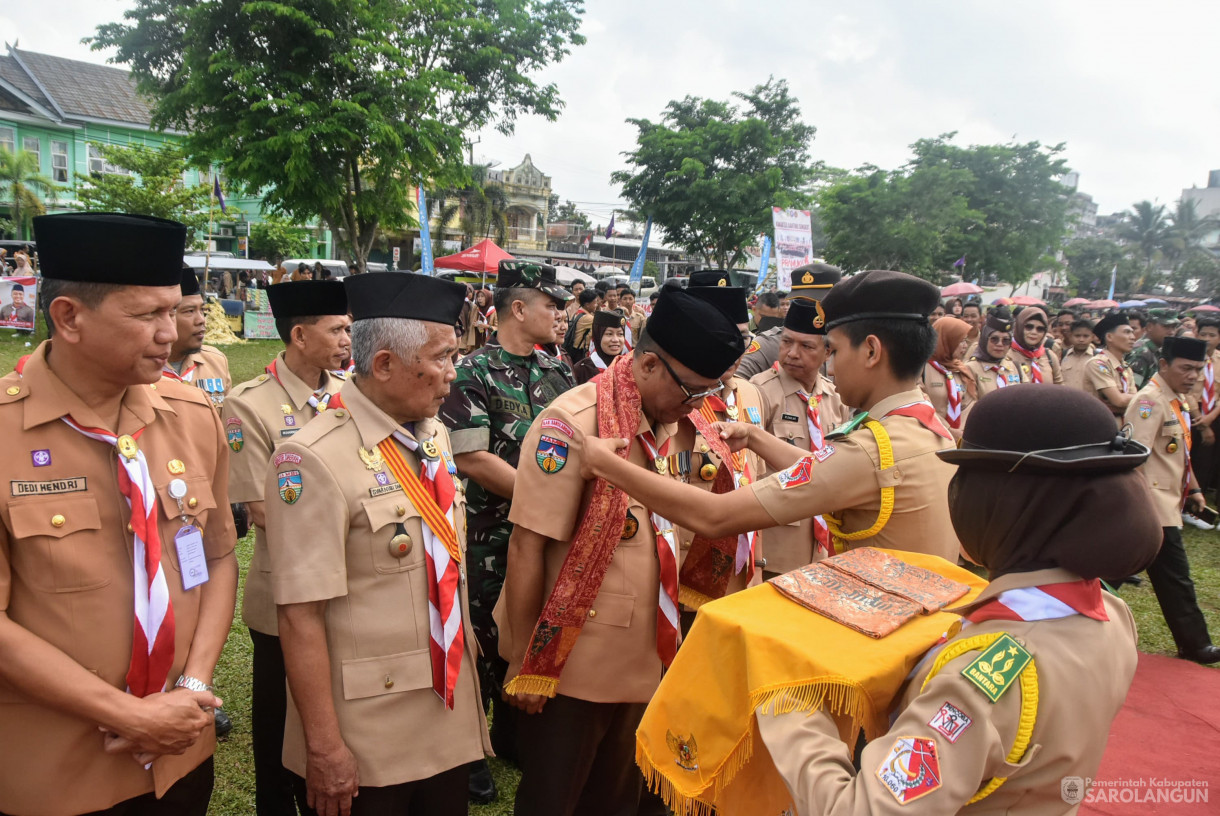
[438,335,575,698]
[1127,337,1160,391]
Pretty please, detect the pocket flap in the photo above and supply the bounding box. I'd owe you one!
[154,477,217,521]
[341,649,433,700]
[10,495,101,539]
[588,590,635,628]
[361,496,419,533]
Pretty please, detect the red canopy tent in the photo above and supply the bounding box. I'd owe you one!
[433,239,514,279]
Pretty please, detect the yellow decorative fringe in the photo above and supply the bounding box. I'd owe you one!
[637,739,718,816]
[503,674,559,698]
[678,585,716,610]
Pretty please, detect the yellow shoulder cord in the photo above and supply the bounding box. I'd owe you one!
[920,632,1040,805]
[823,419,895,553]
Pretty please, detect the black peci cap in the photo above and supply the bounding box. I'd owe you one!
[783,297,826,335]
[938,384,1150,473]
[688,270,732,287]
[821,269,940,330]
[34,213,186,286]
[1161,335,1207,362]
[645,288,745,380]
[180,266,201,298]
[344,272,465,325]
[497,260,571,303]
[789,263,842,300]
[687,285,749,325]
[267,280,348,318]
[1091,312,1130,345]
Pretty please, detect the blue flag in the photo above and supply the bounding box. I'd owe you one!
[628,217,652,285]
[1106,265,1117,301]
[952,255,966,268]
[755,236,773,295]
[213,176,226,214]
[417,186,434,275]
[605,213,615,239]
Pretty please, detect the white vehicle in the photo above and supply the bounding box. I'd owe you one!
[601,273,657,298]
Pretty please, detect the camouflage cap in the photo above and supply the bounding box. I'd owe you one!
[497,260,571,303]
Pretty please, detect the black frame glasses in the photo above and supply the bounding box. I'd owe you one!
[655,352,723,405]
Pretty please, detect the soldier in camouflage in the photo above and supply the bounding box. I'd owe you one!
[1127,311,1179,391]
[438,259,575,802]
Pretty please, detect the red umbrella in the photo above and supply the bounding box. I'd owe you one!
[941,282,984,296]
[1087,299,1119,309]
[1010,295,1046,306]
[433,238,514,275]
[1063,297,1090,307]
[1189,304,1220,313]
[992,297,1013,306]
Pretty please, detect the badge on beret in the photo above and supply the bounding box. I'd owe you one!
[227,425,243,452]
[801,270,815,285]
[621,511,639,540]
[813,299,826,330]
[277,469,302,504]
[536,435,568,473]
[961,633,1032,703]
[717,278,727,287]
[876,737,941,804]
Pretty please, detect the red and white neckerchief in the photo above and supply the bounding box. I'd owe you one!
[62,418,175,697]
[1010,341,1045,384]
[161,360,198,383]
[588,350,611,371]
[388,429,464,706]
[266,359,334,414]
[636,427,680,666]
[796,388,825,449]
[1204,360,1216,415]
[1112,354,1132,393]
[929,361,963,429]
[983,363,1010,389]
[702,390,757,577]
[884,400,954,441]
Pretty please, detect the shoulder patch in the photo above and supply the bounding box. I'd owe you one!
[536,435,568,473]
[777,456,813,489]
[876,736,942,804]
[961,633,1032,702]
[928,701,973,743]
[744,339,761,355]
[540,417,575,437]
[277,469,302,503]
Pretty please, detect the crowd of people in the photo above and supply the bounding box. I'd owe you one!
[0,212,1212,816]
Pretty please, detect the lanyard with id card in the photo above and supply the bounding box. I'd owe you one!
[168,478,209,591]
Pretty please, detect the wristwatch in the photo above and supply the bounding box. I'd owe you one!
[174,675,214,693]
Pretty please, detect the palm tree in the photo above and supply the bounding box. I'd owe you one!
[433,164,510,248]
[1117,200,1168,290]
[0,148,58,240]
[1163,198,1219,269]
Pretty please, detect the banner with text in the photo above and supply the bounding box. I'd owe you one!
[417,186,434,274]
[771,207,814,292]
[755,236,774,294]
[0,276,37,332]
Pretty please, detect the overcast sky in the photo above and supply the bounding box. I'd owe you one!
[3,0,1216,228]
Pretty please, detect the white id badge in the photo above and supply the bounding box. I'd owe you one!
[175,526,210,591]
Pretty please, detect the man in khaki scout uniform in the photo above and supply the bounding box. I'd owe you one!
[162,267,232,408]
[579,270,961,568]
[758,385,1162,814]
[266,272,489,816]
[1125,336,1220,664]
[499,288,744,816]
[736,263,841,379]
[749,298,847,575]
[0,213,238,816]
[221,279,351,816]
[1085,312,1137,426]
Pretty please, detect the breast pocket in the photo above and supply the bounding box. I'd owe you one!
[362,496,427,575]
[154,477,217,576]
[9,495,107,592]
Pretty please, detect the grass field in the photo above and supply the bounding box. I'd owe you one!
[0,320,1215,814]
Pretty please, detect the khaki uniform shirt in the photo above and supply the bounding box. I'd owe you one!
[499,383,700,703]
[1007,346,1062,385]
[222,352,346,634]
[265,381,489,787]
[164,344,232,409]
[1126,373,1190,528]
[749,389,960,564]
[735,326,782,380]
[1084,348,1134,425]
[749,368,848,573]
[963,356,1021,401]
[920,362,975,442]
[1059,347,1096,392]
[758,568,1139,815]
[0,344,236,816]
[1185,348,1220,419]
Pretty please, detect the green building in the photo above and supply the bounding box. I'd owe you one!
[0,45,331,255]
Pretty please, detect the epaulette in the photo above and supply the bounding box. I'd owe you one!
[228,373,272,398]
[827,412,869,438]
[153,377,211,407]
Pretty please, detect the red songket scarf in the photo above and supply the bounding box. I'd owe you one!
[1010,340,1046,383]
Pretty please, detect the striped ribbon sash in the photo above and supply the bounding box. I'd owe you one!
[1205,361,1216,415]
[379,432,463,707]
[62,418,175,697]
[637,429,680,666]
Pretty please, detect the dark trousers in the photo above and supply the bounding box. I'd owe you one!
[12,757,216,816]
[1191,427,1220,494]
[1147,526,1213,653]
[514,695,646,816]
[250,628,300,816]
[292,764,468,816]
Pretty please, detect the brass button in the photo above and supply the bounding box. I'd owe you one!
[51,514,66,528]
[333,410,347,418]
[588,609,597,618]
[127,523,134,533]
[395,505,406,517]
[188,497,198,509]
[384,676,394,689]
[150,384,157,390]
[5,386,19,396]
[699,443,709,453]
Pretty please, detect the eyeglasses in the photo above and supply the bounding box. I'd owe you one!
[655,352,723,405]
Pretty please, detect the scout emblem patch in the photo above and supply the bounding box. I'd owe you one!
[777,456,813,490]
[928,701,973,743]
[421,439,440,460]
[31,449,50,467]
[284,415,296,427]
[622,510,640,540]
[227,425,243,451]
[277,469,303,504]
[961,633,1032,702]
[876,736,942,804]
[666,730,699,771]
[1138,399,1153,419]
[536,435,568,473]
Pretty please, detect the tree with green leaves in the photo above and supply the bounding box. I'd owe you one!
[249,213,313,263]
[548,195,590,229]
[1062,236,1140,298]
[76,142,209,243]
[1163,198,1218,270]
[92,0,585,270]
[613,78,816,270]
[0,148,58,240]
[432,164,511,248]
[1118,201,1168,288]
